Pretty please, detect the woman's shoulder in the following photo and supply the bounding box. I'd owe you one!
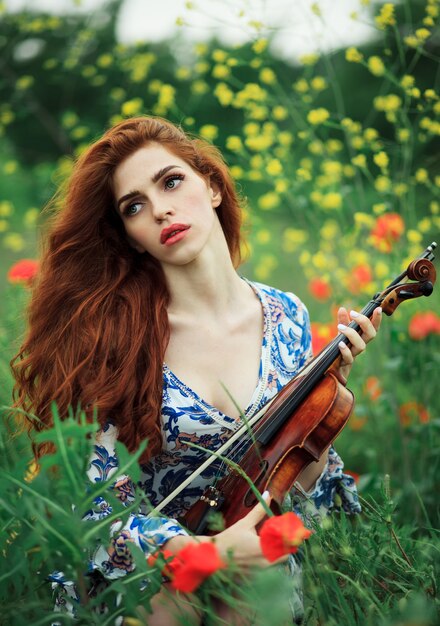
[245,278,309,319]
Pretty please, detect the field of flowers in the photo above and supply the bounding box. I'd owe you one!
[1,0,439,624]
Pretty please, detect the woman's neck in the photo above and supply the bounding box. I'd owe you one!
[163,232,249,324]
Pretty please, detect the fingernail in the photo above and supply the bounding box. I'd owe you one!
[338,341,347,349]
[262,490,270,500]
[337,323,347,331]
[377,307,382,315]
[350,310,359,317]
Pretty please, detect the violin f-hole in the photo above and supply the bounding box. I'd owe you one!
[243,460,269,507]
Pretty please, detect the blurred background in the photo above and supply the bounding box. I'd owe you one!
[1,1,440,622]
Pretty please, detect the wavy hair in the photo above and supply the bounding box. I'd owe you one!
[11,116,246,463]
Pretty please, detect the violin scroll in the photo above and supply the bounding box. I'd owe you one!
[380,258,436,316]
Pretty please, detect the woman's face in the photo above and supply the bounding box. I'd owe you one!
[112,143,222,266]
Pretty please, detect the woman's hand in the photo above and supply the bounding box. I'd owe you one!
[213,494,285,567]
[336,307,382,383]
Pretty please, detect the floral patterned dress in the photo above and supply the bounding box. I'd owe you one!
[49,278,360,622]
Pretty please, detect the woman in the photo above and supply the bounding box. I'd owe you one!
[11,117,381,625]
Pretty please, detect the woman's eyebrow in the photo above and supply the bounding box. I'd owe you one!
[116,164,181,212]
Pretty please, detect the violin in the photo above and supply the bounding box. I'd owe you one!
[155,243,437,534]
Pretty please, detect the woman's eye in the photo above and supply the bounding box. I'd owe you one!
[124,202,142,217]
[164,175,184,190]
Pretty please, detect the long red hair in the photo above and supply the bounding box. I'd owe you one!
[11,116,246,463]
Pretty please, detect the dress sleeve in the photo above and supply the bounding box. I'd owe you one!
[84,422,189,580]
[48,424,189,620]
[289,446,361,525]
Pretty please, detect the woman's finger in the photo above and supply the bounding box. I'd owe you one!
[241,492,272,528]
[349,310,378,342]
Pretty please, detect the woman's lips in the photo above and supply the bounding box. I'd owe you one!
[160,224,191,246]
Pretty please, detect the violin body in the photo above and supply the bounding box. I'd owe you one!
[183,371,354,533]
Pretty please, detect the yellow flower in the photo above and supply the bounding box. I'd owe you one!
[375,3,395,29]
[191,80,209,95]
[244,122,260,136]
[212,64,230,79]
[256,229,271,244]
[275,179,288,193]
[372,203,386,214]
[407,229,422,244]
[354,212,374,227]
[226,136,243,151]
[214,83,234,106]
[293,78,309,93]
[24,208,39,228]
[394,183,408,197]
[194,43,208,56]
[374,175,391,192]
[415,168,428,183]
[0,201,13,216]
[0,220,8,232]
[278,131,293,146]
[320,219,339,240]
[307,108,330,125]
[418,217,431,232]
[404,36,419,48]
[283,228,308,247]
[176,66,190,80]
[352,154,367,168]
[266,159,283,176]
[308,140,324,155]
[424,89,437,99]
[245,135,273,151]
[272,105,288,120]
[212,49,227,62]
[195,61,209,74]
[16,75,34,90]
[374,151,389,169]
[312,251,327,270]
[322,192,342,210]
[401,74,415,88]
[397,128,410,143]
[326,139,343,153]
[429,201,439,214]
[199,125,218,141]
[311,3,321,17]
[346,47,363,63]
[4,161,18,174]
[97,53,113,68]
[311,76,327,91]
[364,128,379,142]
[415,28,431,41]
[258,192,280,210]
[296,168,312,181]
[121,98,143,116]
[299,53,319,66]
[3,233,25,251]
[230,165,243,179]
[252,38,268,54]
[368,56,385,76]
[259,68,276,84]
[375,261,389,279]
[374,94,401,112]
[344,165,356,178]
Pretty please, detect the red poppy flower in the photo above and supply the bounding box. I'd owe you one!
[408,311,440,340]
[310,322,337,355]
[7,259,39,284]
[347,263,373,294]
[370,213,405,252]
[363,376,382,401]
[170,542,226,593]
[399,401,430,427]
[344,470,360,484]
[147,548,176,579]
[309,277,332,301]
[259,512,312,563]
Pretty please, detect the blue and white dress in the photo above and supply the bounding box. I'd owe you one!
[50,278,360,620]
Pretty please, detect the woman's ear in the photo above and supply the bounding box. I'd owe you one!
[209,181,222,209]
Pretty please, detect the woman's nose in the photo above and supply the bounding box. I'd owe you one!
[151,200,175,222]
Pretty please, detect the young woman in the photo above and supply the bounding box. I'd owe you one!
[12,116,381,625]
